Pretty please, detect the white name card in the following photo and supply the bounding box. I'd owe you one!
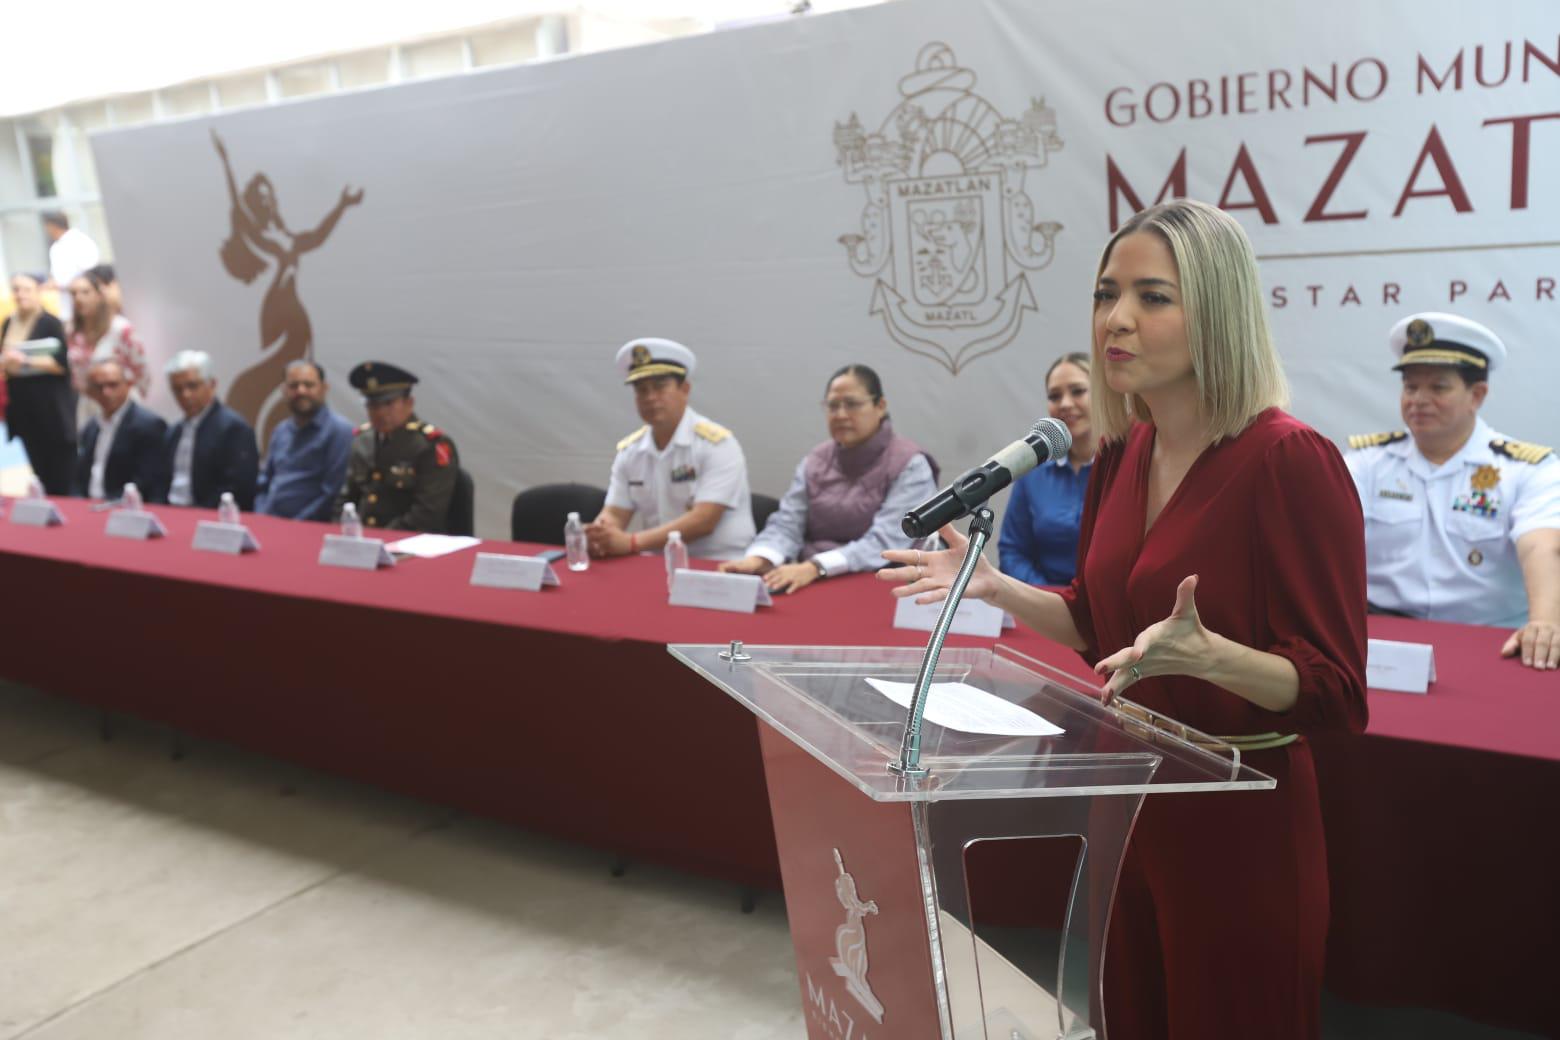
[105,509,166,540]
[893,595,1016,639]
[668,568,773,613]
[469,552,560,591]
[10,498,64,527]
[1367,638,1436,695]
[192,520,260,555]
[318,533,396,570]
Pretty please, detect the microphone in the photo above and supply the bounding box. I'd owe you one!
[901,418,1072,538]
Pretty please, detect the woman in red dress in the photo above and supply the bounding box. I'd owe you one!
[882,198,1367,1040]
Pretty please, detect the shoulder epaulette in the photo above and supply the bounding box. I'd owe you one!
[1347,430,1407,451]
[694,420,730,444]
[1491,438,1553,464]
[420,423,442,440]
[617,426,649,452]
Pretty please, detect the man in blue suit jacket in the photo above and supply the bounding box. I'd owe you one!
[163,350,260,511]
[73,358,170,501]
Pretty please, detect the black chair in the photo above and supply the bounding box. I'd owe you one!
[751,492,781,533]
[446,468,476,537]
[511,483,608,544]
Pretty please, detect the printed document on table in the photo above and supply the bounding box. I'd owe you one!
[864,678,1064,737]
[385,534,482,558]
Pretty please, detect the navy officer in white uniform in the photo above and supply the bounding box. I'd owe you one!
[586,338,755,560]
[1345,312,1559,670]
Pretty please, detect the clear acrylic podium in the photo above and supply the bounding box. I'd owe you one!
[669,643,1275,1040]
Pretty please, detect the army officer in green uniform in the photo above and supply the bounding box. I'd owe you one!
[335,361,459,531]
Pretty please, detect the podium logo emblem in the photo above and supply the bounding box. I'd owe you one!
[834,43,1065,374]
[829,848,885,1024]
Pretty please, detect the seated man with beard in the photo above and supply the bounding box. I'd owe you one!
[256,359,355,522]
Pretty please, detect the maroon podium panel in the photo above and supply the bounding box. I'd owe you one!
[759,724,942,1040]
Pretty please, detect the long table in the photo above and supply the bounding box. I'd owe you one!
[2,499,1554,1034]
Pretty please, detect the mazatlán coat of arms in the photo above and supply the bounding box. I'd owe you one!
[835,43,1064,374]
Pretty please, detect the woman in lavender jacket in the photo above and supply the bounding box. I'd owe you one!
[719,364,938,594]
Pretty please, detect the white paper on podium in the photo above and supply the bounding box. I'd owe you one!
[192,520,260,554]
[864,677,1064,737]
[469,552,559,591]
[10,498,64,527]
[104,509,166,540]
[319,534,396,570]
[892,595,1015,639]
[386,533,481,558]
[1366,638,1436,694]
[668,569,772,613]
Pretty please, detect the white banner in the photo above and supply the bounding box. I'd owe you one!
[92,0,1560,537]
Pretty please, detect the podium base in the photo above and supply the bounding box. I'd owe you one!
[760,722,1142,1040]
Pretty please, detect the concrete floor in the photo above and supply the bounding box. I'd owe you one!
[0,679,1540,1039]
[0,681,802,1040]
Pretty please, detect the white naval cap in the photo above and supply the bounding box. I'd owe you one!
[1389,312,1506,376]
[615,337,696,384]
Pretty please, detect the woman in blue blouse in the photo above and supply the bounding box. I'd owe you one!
[999,351,1096,584]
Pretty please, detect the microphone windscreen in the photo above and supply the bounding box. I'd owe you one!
[1030,417,1072,461]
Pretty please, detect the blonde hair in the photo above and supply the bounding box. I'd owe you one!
[1090,199,1288,443]
[1045,351,1091,383]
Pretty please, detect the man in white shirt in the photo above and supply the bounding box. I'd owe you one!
[72,359,168,501]
[1345,312,1560,670]
[43,211,100,322]
[587,338,755,560]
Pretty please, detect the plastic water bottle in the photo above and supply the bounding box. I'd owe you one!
[217,492,241,525]
[26,476,45,499]
[564,511,589,572]
[121,482,143,512]
[341,502,364,539]
[664,529,688,590]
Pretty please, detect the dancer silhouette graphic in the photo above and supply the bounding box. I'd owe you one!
[212,129,363,446]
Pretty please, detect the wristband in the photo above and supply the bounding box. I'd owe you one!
[629,533,639,553]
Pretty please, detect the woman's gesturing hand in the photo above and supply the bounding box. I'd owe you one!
[876,525,1005,605]
[1095,575,1213,703]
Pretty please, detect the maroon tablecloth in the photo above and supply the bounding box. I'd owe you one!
[1,499,1554,1032]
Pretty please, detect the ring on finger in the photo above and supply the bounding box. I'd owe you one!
[1128,664,1142,682]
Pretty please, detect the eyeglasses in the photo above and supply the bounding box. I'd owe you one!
[821,397,875,414]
